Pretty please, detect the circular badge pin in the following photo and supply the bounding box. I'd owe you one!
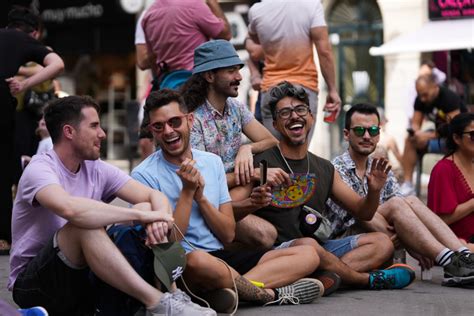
[305,213,317,225]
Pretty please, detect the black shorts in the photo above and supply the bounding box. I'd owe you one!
[209,249,267,275]
[12,233,94,316]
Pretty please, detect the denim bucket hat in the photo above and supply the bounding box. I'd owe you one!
[193,39,244,74]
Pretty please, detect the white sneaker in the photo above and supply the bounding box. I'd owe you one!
[265,278,324,305]
[146,292,216,316]
[399,182,415,196]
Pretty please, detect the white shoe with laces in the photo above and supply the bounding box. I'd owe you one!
[146,291,216,316]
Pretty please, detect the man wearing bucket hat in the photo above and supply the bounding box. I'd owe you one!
[9,95,214,316]
[181,39,277,189]
[132,89,324,313]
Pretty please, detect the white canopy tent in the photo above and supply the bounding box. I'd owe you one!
[369,19,474,56]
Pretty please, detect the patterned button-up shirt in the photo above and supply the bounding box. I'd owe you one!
[325,150,401,238]
[190,98,254,173]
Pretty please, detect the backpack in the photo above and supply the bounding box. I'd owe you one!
[92,225,154,316]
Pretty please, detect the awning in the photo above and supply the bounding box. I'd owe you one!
[369,19,474,56]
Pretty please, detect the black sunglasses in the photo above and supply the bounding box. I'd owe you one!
[276,104,310,119]
[350,126,380,137]
[462,130,474,141]
[149,115,187,133]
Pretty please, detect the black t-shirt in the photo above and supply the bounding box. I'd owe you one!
[413,86,465,127]
[253,146,334,245]
[0,29,51,80]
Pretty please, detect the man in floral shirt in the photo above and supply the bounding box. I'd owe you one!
[327,103,474,288]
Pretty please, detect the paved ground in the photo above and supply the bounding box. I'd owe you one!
[2,254,474,315]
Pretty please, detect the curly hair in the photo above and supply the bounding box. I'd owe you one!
[180,73,211,112]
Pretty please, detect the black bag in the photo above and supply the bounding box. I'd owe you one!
[23,89,55,118]
[299,205,332,243]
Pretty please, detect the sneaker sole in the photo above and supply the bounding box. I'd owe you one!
[442,275,474,287]
[311,271,341,297]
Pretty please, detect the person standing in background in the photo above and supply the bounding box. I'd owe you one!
[247,0,341,138]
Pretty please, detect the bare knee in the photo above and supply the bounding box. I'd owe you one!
[291,245,320,275]
[235,216,277,249]
[361,232,394,263]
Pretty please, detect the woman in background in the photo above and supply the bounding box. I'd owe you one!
[428,112,474,251]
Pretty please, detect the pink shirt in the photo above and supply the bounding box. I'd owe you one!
[142,0,224,73]
[9,150,130,290]
[428,158,474,241]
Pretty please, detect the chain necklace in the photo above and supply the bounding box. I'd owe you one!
[276,145,310,175]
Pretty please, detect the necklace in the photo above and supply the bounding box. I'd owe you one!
[277,145,310,175]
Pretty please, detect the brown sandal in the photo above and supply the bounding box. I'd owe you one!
[0,239,11,255]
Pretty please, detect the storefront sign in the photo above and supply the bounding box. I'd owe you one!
[429,0,474,20]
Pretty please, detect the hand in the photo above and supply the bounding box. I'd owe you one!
[407,249,435,271]
[145,221,169,246]
[176,158,201,192]
[367,157,391,192]
[5,77,27,95]
[249,184,272,209]
[323,90,342,118]
[251,75,262,91]
[234,144,254,185]
[194,174,205,202]
[266,168,291,187]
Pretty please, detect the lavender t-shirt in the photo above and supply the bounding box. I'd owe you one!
[8,150,130,290]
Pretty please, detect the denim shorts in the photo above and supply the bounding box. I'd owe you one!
[12,232,94,315]
[275,234,362,258]
[427,139,446,153]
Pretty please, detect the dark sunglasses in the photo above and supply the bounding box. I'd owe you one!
[276,104,310,119]
[350,126,380,137]
[462,130,474,141]
[149,115,187,133]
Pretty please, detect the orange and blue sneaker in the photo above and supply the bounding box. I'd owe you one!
[368,263,415,290]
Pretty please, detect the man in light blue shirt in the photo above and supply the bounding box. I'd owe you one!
[132,89,324,313]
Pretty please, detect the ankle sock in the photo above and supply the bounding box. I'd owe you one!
[436,248,455,266]
[457,246,470,255]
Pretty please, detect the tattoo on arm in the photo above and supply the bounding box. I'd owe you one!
[234,275,274,305]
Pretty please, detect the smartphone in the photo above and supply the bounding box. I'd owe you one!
[406,128,415,136]
[259,160,268,185]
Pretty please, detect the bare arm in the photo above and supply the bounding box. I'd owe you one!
[35,184,173,229]
[331,158,390,221]
[206,0,231,40]
[438,198,474,225]
[310,26,341,116]
[245,37,264,91]
[135,43,155,71]
[17,63,43,77]
[234,119,278,185]
[411,111,424,131]
[6,52,64,95]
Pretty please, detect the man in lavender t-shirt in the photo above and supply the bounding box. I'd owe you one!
[7,96,188,315]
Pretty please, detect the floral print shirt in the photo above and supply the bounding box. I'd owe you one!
[190,98,254,172]
[325,151,401,238]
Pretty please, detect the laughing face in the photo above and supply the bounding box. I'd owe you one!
[149,101,193,163]
[273,96,314,146]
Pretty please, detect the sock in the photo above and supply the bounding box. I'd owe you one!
[457,246,470,254]
[436,248,454,266]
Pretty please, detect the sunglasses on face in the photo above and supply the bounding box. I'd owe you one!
[462,130,474,141]
[276,104,310,119]
[350,126,380,137]
[149,115,187,133]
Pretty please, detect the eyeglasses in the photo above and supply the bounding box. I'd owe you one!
[149,115,187,133]
[462,130,474,141]
[276,104,310,119]
[350,126,380,137]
